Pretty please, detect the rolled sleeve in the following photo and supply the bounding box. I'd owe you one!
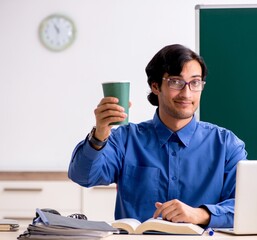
[204,201,234,228]
[68,137,105,186]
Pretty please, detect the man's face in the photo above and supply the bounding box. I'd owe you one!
[152,60,203,121]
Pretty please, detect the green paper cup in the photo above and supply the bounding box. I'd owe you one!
[102,81,130,125]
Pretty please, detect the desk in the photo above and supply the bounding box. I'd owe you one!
[1,228,257,240]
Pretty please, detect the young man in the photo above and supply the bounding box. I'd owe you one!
[68,44,247,228]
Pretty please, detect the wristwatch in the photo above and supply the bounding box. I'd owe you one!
[88,127,108,147]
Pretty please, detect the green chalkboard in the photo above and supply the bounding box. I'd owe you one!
[197,5,257,159]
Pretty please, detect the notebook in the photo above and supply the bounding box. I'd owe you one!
[216,160,257,235]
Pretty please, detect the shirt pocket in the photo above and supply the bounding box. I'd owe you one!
[121,164,160,205]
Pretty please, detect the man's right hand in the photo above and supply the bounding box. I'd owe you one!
[93,97,128,142]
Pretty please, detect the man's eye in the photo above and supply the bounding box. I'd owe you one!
[170,79,182,85]
[191,80,201,86]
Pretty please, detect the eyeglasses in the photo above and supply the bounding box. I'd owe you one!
[67,213,88,220]
[33,208,88,224]
[163,77,206,92]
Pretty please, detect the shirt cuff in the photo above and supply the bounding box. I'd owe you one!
[203,204,233,228]
[82,136,106,160]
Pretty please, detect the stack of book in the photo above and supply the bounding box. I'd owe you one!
[18,210,118,240]
[0,219,19,232]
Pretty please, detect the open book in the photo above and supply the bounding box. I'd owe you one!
[111,218,204,235]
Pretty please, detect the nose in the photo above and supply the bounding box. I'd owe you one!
[179,83,192,97]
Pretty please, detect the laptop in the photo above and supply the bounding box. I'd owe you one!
[216,160,257,235]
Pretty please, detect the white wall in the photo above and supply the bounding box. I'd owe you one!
[0,0,256,171]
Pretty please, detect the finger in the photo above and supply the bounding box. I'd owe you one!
[96,107,125,119]
[94,110,127,140]
[96,105,127,120]
[156,201,178,221]
[162,207,180,222]
[155,202,163,208]
[162,200,189,222]
[153,202,163,219]
[95,98,125,116]
[101,113,128,126]
[94,99,125,134]
[167,212,184,223]
[153,201,173,219]
[97,97,119,107]
[95,102,125,122]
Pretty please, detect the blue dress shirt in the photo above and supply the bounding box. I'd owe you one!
[68,110,247,228]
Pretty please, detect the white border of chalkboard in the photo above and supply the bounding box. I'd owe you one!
[195,4,257,10]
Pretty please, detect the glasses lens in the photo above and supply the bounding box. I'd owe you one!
[167,78,185,90]
[189,80,204,91]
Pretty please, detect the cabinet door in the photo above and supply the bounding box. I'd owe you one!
[0,181,82,219]
[82,184,116,222]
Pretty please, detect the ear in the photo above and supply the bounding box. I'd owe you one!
[151,82,160,95]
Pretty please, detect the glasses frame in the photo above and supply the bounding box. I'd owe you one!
[163,77,206,92]
[33,208,88,224]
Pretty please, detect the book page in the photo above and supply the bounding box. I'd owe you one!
[135,218,204,235]
[111,218,141,234]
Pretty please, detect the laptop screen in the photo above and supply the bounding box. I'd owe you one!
[234,160,257,234]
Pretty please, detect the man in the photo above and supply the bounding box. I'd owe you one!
[68,44,247,228]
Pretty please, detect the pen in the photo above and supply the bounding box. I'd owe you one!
[36,208,49,225]
[206,227,214,236]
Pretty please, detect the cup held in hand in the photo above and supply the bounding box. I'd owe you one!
[102,81,130,125]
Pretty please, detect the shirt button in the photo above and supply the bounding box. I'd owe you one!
[171,176,177,181]
[171,152,176,156]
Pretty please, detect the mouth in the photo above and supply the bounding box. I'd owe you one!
[174,100,193,107]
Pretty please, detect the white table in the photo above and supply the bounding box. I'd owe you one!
[1,221,257,240]
[2,228,257,240]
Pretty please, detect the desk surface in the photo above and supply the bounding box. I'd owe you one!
[1,221,257,240]
[2,228,257,240]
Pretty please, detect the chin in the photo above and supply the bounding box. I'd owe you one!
[174,111,194,120]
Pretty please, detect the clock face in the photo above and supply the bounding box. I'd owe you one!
[39,14,76,52]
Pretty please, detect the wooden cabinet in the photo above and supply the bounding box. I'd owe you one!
[82,184,117,222]
[0,172,116,222]
[0,172,82,220]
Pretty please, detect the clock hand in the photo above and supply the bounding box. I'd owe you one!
[53,24,60,34]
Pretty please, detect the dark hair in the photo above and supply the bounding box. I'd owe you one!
[145,44,208,106]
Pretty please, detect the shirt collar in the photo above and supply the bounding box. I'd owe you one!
[153,109,197,147]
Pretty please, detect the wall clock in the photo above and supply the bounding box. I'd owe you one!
[39,14,76,52]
